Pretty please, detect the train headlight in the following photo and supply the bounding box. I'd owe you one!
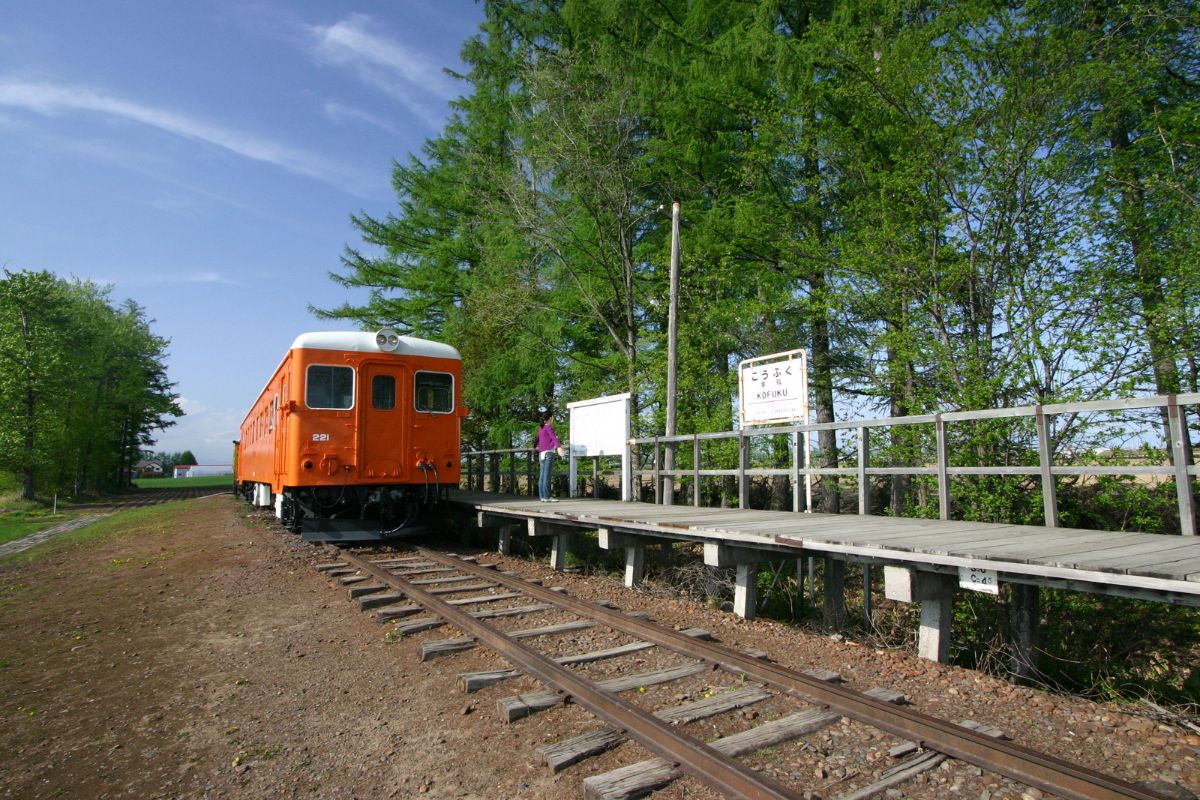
[375,328,401,352]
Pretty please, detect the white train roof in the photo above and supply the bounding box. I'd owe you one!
[290,331,461,360]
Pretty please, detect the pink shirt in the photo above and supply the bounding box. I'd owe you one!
[536,423,560,453]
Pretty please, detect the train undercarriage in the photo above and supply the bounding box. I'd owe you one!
[238,481,448,542]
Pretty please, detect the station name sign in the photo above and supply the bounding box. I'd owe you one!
[738,349,809,428]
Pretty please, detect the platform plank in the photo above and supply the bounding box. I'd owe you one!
[1050,539,1200,569]
[954,531,1145,558]
[448,491,1200,601]
[1136,555,1200,580]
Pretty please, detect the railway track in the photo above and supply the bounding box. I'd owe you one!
[317,545,1174,800]
[69,486,227,511]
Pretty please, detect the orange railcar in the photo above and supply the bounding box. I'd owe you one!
[234,330,465,540]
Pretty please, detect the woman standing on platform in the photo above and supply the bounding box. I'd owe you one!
[536,411,564,502]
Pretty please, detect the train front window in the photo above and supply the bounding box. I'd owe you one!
[414,371,453,413]
[372,375,396,410]
[306,365,354,410]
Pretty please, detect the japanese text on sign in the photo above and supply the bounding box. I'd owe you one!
[738,349,809,427]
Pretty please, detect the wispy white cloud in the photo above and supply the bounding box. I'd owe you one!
[109,270,247,288]
[323,100,401,136]
[149,398,243,463]
[14,123,350,228]
[0,77,364,189]
[154,271,245,286]
[312,13,456,96]
[309,14,457,129]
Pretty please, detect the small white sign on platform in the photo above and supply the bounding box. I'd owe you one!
[959,566,1000,595]
[568,393,632,500]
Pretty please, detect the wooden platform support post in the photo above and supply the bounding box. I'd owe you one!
[1008,583,1040,683]
[823,557,846,630]
[808,557,816,605]
[497,524,513,555]
[862,566,873,631]
[625,543,645,588]
[734,563,759,620]
[793,558,805,615]
[884,566,956,662]
[703,543,763,620]
[916,576,955,662]
[597,529,645,588]
[550,531,572,571]
[528,519,574,572]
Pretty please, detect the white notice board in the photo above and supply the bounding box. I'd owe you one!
[568,393,631,456]
[567,393,632,500]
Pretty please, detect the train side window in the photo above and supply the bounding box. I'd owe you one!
[269,395,278,432]
[372,375,396,410]
[306,364,355,410]
[414,371,453,413]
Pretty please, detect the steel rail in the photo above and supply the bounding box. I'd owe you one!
[408,547,1168,800]
[337,550,801,800]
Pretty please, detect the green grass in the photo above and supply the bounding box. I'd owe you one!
[133,474,232,489]
[0,500,194,567]
[0,469,73,544]
[0,512,78,546]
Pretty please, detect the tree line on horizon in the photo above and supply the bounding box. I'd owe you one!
[319,0,1196,525]
[0,270,182,501]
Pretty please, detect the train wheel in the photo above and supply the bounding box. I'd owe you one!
[281,492,303,534]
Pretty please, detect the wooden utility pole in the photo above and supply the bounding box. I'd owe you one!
[663,202,680,505]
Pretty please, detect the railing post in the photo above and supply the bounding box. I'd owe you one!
[1167,395,1197,535]
[527,449,535,497]
[803,425,814,512]
[488,452,500,493]
[738,431,749,509]
[663,438,675,507]
[593,457,600,499]
[791,430,801,513]
[508,452,516,496]
[477,448,485,494]
[858,425,871,516]
[663,440,676,506]
[935,415,950,520]
[624,440,634,502]
[693,435,701,508]
[464,453,473,490]
[653,437,661,504]
[1035,406,1060,527]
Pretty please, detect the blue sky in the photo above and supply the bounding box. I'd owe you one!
[1,1,485,464]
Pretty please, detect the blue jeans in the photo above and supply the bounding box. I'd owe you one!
[538,451,556,499]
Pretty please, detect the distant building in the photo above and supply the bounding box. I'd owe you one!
[135,460,164,477]
[172,464,233,479]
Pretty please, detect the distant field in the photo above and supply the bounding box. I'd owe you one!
[134,475,233,489]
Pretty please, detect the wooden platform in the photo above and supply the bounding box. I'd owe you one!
[448,490,1200,606]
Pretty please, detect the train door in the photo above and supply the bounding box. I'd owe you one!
[273,377,287,483]
[358,362,408,480]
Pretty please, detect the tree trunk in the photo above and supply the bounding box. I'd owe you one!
[1109,124,1196,532]
[810,272,839,513]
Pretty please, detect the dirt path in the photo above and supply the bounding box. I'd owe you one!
[0,497,1196,800]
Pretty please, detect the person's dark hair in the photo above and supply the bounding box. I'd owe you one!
[542,412,553,425]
